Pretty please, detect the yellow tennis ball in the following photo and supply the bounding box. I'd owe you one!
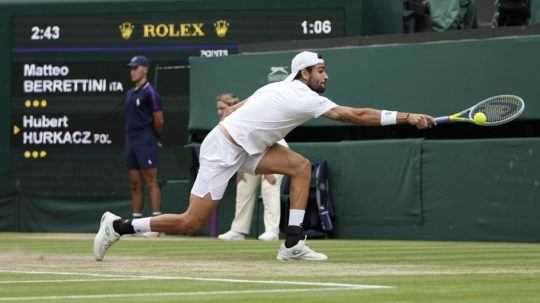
[473,112,487,124]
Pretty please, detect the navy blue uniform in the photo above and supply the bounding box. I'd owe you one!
[125,82,162,170]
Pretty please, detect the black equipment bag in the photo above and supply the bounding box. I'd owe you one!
[280,160,335,238]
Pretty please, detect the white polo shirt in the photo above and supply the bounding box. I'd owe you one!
[221,80,337,155]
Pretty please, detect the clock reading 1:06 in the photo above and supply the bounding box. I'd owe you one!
[300,20,332,35]
[31,26,61,40]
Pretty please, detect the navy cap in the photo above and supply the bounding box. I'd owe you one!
[127,55,149,67]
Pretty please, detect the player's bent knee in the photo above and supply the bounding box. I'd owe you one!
[294,157,311,178]
[181,215,203,235]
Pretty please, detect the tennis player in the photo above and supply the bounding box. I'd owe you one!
[95,51,435,261]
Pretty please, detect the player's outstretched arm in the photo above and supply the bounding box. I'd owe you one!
[323,106,435,129]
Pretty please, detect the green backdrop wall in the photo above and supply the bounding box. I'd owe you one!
[219,139,540,241]
[191,35,540,241]
[190,35,540,131]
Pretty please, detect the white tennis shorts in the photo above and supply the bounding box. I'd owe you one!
[191,126,265,200]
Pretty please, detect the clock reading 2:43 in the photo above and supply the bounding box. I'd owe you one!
[300,20,332,35]
[31,26,61,40]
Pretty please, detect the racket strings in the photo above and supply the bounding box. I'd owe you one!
[472,96,524,123]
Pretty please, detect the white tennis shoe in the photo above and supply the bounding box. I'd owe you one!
[218,230,245,240]
[93,211,121,261]
[258,231,279,241]
[276,239,328,261]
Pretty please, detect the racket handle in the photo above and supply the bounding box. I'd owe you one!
[435,116,450,124]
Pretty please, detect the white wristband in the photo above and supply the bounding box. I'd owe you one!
[380,110,398,126]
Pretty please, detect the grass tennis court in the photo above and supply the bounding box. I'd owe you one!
[1,233,539,302]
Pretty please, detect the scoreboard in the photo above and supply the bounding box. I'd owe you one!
[13,10,345,47]
[9,9,347,198]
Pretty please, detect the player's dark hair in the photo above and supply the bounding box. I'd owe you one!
[294,66,313,80]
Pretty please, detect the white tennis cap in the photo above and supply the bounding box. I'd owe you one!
[285,51,325,81]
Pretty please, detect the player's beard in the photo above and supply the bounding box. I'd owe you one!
[308,82,326,94]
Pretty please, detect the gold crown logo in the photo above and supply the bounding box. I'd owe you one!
[119,22,134,40]
[214,20,230,38]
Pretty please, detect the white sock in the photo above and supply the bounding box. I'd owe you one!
[132,217,152,233]
[132,212,143,218]
[288,209,305,226]
[152,211,162,216]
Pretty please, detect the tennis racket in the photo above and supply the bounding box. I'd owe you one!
[435,95,525,126]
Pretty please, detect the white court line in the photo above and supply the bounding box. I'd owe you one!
[0,269,391,289]
[0,278,146,284]
[0,287,384,302]
[0,270,134,279]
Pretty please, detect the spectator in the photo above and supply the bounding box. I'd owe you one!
[403,0,432,32]
[429,0,478,31]
[492,0,530,27]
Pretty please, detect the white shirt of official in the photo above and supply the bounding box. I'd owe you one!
[221,80,337,155]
